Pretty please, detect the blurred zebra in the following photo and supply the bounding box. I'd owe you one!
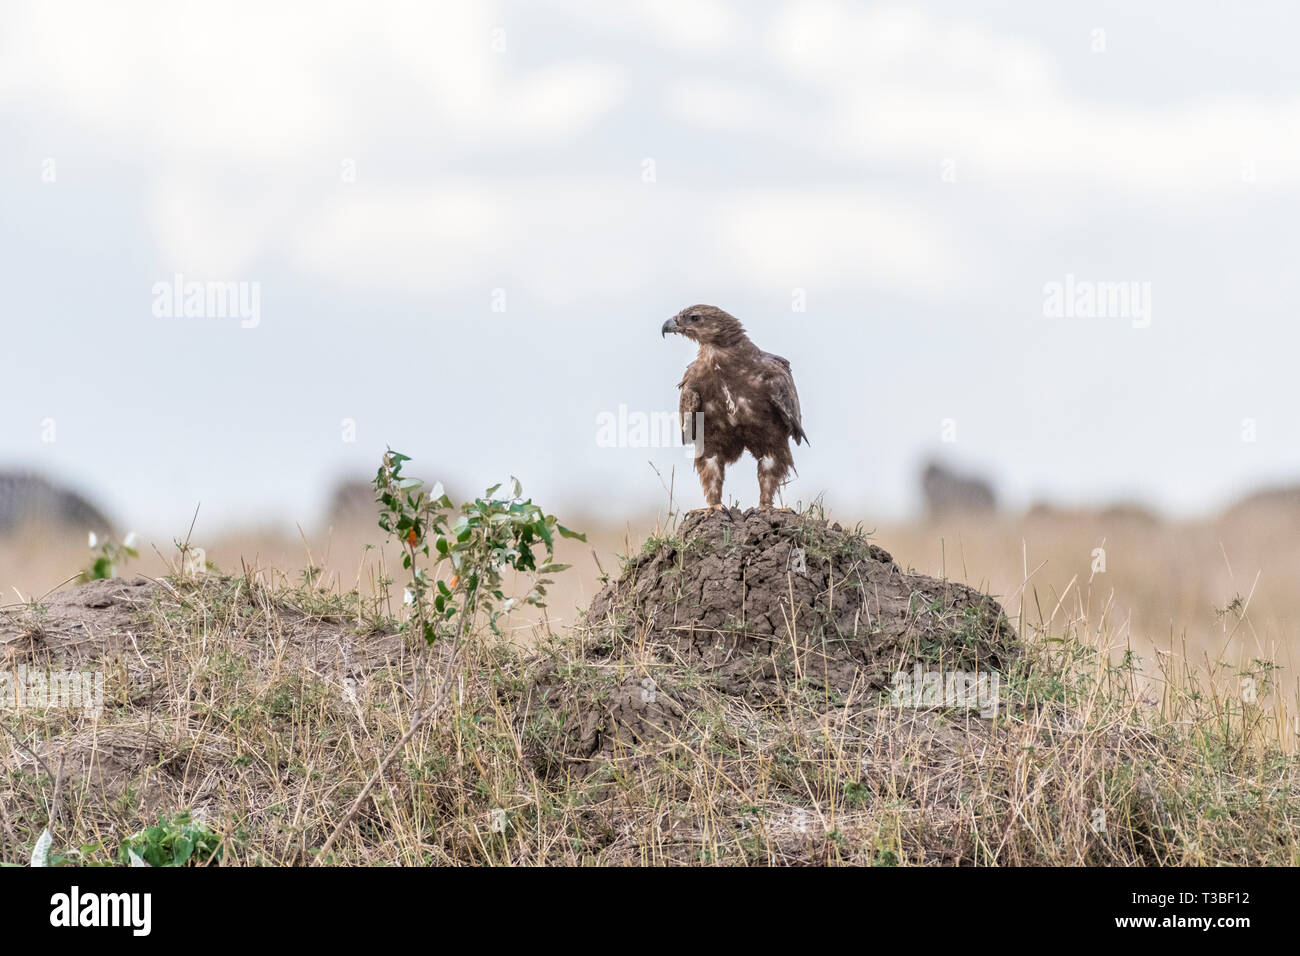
[0,471,116,538]
[921,461,997,518]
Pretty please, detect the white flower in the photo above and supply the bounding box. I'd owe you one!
[123,531,140,549]
[88,531,98,549]
[403,588,415,606]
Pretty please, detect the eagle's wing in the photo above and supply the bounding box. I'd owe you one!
[678,373,702,445]
[762,353,808,446]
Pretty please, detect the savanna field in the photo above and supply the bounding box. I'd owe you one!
[2,469,1298,866]
[7,0,1300,926]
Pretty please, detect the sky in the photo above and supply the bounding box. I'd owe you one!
[2,0,1298,533]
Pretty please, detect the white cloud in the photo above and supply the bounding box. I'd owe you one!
[710,188,969,299]
[286,179,658,304]
[12,0,1296,313]
[147,176,294,277]
[0,0,628,287]
[549,0,743,55]
[502,62,626,142]
[0,0,625,159]
[287,183,512,298]
[1,0,351,163]
[770,2,1056,96]
[284,178,969,306]
[648,0,1300,198]
[664,78,808,136]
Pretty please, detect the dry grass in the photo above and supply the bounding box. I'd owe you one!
[1,506,1298,866]
[879,508,1300,732]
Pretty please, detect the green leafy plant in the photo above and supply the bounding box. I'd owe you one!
[80,531,140,583]
[118,811,222,867]
[316,452,587,862]
[374,449,585,645]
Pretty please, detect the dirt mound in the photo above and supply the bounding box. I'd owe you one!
[582,509,1019,702]
[524,510,1022,774]
[0,576,155,670]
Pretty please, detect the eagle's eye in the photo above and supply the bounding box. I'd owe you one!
[689,313,701,323]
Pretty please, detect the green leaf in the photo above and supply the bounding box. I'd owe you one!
[172,836,194,866]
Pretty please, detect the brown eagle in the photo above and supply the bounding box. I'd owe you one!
[661,305,807,511]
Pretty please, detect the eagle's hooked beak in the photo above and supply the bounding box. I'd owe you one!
[661,317,679,338]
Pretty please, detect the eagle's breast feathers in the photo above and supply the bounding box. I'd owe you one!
[676,345,807,453]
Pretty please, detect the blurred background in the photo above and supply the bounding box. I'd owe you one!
[2,1,1298,693]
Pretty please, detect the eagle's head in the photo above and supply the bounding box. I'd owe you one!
[661,305,746,346]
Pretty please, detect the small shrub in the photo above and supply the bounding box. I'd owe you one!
[374,449,585,645]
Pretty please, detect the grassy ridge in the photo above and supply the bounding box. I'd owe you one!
[2,514,1297,866]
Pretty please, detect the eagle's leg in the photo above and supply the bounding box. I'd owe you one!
[757,450,793,509]
[696,455,726,511]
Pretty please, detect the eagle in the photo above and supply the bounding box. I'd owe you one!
[661,304,807,511]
